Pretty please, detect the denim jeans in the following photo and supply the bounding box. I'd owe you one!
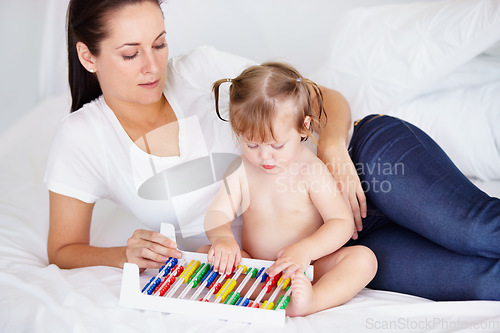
[347,114,500,301]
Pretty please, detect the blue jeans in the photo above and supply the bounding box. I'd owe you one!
[347,114,500,301]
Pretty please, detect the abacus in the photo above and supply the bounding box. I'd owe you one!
[120,247,313,325]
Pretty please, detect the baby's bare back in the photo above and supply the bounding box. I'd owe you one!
[240,157,325,260]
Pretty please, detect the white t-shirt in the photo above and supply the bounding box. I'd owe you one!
[44,46,256,250]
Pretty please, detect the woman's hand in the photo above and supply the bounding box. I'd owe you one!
[207,236,241,275]
[266,244,311,281]
[317,143,367,239]
[126,229,182,270]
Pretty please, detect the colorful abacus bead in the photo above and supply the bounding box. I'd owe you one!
[141,257,176,294]
[183,261,201,283]
[205,271,218,288]
[220,280,237,302]
[278,276,291,289]
[262,272,282,293]
[201,266,214,284]
[142,276,156,293]
[159,276,175,296]
[262,300,274,310]
[280,296,290,309]
[191,263,210,288]
[224,292,240,305]
[248,302,260,308]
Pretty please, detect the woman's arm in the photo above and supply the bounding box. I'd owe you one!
[317,87,367,239]
[47,191,180,269]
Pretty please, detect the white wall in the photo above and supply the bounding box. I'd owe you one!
[0,0,50,134]
[0,0,438,135]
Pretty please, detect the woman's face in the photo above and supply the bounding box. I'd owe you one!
[94,2,168,107]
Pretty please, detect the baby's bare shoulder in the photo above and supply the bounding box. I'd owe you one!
[299,151,331,178]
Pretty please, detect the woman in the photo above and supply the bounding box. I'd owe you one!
[47,0,355,270]
[46,0,499,301]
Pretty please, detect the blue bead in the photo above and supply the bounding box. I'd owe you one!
[242,298,249,307]
[141,276,156,293]
[147,283,157,295]
[164,264,174,276]
[235,297,243,306]
[205,271,218,288]
[201,266,213,283]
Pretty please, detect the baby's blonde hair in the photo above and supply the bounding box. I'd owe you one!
[213,62,326,143]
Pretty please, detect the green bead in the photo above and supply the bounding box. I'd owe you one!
[224,292,233,304]
[274,295,284,310]
[229,292,240,305]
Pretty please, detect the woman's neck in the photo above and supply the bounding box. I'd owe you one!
[106,95,165,124]
[105,95,176,140]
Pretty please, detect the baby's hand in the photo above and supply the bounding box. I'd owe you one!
[207,237,241,275]
[267,244,311,281]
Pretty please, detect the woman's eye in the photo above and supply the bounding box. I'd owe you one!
[123,53,138,60]
[272,144,284,150]
[154,43,167,50]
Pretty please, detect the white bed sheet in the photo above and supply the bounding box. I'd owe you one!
[0,96,499,333]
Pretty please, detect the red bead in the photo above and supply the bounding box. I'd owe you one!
[175,266,184,277]
[159,286,169,296]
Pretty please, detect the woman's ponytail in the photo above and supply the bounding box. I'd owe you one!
[67,29,102,113]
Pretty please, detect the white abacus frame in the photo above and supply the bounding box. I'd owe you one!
[119,224,314,325]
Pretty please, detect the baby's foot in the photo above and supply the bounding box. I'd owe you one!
[285,271,315,317]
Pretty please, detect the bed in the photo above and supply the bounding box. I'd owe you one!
[1,0,499,332]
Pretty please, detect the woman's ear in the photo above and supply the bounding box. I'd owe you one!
[76,42,97,73]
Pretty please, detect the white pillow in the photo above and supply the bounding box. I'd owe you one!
[311,0,500,121]
[388,81,500,181]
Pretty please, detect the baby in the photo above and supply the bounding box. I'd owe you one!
[202,62,377,317]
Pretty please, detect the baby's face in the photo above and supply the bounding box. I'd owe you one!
[239,100,308,174]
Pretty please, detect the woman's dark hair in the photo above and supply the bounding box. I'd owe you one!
[67,0,162,112]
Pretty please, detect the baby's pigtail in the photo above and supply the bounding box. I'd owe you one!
[302,79,326,133]
[212,78,233,122]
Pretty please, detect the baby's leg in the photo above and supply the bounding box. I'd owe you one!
[286,245,377,317]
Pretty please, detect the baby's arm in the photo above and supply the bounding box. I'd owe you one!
[268,161,354,279]
[204,157,245,275]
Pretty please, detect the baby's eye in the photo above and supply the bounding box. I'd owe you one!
[246,144,258,150]
[272,144,284,150]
